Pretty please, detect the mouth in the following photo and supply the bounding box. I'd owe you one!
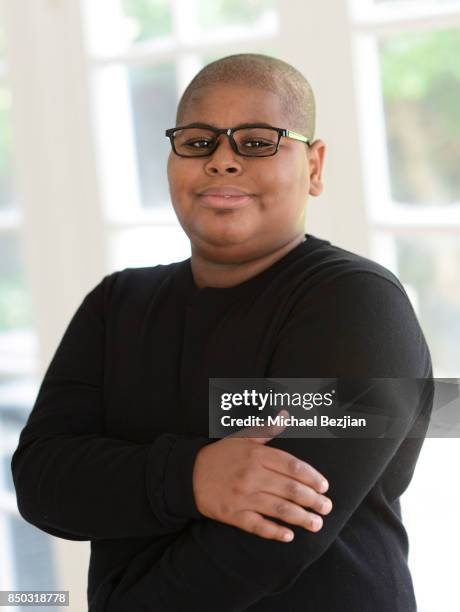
[196,192,254,209]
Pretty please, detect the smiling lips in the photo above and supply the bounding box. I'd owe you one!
[197,186,254,209]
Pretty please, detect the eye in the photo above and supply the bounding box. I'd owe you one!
[240,139,278,153]
[241,139,273,149]
[183,138,215,150]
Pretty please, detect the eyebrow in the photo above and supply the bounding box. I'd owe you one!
[178,121,276,129]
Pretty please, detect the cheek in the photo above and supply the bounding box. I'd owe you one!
[277,153,309,195]
[167,159,193,196]
[255,157,307,201]
[260,167,308,222]
[166,156,177,191]
[250,160,286,195]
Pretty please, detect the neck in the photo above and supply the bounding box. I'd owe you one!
[190,233,306,289]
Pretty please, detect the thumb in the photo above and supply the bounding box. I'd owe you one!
[230,409,290,444]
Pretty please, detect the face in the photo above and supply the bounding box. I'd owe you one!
[167,83,325,263]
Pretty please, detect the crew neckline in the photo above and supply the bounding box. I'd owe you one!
[173,233,324,302]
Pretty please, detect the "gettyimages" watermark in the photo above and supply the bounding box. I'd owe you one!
[209,378,459,439]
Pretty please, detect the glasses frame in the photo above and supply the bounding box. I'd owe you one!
[165,123,311,158]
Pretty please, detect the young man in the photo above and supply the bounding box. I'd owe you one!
[12,54,433,611]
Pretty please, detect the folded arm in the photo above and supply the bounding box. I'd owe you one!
[11,273,211,540]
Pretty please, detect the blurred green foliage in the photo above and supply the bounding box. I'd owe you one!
[381,28,460,115]
[122,0,171,42]
[380,27,460,203]
[121,0,275,42]
[197,0,275,28]
[381,27,460,142]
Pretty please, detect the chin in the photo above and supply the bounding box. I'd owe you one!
[191,217,257,246]
[189,228,262,261]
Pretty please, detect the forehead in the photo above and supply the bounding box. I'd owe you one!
[179,83,287,127]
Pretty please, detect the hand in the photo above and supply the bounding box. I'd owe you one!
[192,410,333,543]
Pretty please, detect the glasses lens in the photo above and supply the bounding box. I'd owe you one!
[173,127,217,156]
[233,128,279,156]
[170,126,280,156]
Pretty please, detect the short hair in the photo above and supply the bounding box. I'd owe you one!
[176,53,316,141]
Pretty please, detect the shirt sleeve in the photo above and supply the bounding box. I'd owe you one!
[102,272,434,611]
[11,273,211,541]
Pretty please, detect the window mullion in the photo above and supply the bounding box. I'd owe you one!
[2,0,106,375]
[277,0,370,256]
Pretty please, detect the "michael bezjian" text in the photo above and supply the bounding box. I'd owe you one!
[221,414,367,429]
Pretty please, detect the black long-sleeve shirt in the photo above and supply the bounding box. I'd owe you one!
[11,233,433,611]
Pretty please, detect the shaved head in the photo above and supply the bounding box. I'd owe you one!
[176,53,316,141]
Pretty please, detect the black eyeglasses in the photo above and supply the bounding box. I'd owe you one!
[165,123,311,158]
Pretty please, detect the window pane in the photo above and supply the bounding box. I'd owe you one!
[92,62,176,216]
[8,514,57,608]
[0,234,31,333]
[196,0,276,31]
[1,384,31,497]
[83,0,172,56]
[0,80,14,211]
[129,63,176,209]
[1,375,57,606]
[379,28,460,206]
[395,234,460,377]
[121,0,172,44]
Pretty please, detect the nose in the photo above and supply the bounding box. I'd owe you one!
[203,135,243,176]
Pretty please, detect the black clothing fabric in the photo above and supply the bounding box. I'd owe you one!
[11,233,433,611]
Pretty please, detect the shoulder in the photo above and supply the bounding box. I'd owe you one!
[107,262,179,294]
[286,237,414,322]
[82,261,182,314]
[277,238,433,377]
[295,241,419,340]
[300,236,406,295]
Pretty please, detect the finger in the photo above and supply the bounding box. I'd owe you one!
[257,473,333,516]
[259,446,329,493]
[233,409,290,444]
[251,492,325,532]
[232,510,296,543]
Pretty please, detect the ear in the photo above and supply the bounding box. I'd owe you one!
[308,140,326,197]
